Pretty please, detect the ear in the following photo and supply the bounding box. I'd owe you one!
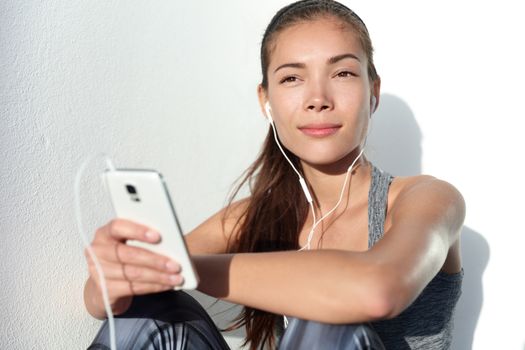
[371,76,381,114]
[257,84,270,120]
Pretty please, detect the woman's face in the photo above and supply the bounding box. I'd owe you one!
[259,17,378,170]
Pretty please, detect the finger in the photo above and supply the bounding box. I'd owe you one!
[96,219,161,244]
[89,259,183,286]
[93,280,175,301]
[89,242,181,273]
[128,281,181,295]
[121,263,184,286]
[117,243,181,272]
[119,280,177,296]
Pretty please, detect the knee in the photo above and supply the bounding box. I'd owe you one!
[88,291,217,349]
[279,319,385,350]
[120,290,208,323]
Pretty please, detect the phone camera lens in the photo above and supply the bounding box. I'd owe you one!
[126,184,137,194]
[125,184,141,202]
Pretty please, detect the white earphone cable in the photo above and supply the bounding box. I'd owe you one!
[299,147,364,250]
[266,106,366,251]
[269,118,303,180]
[74,153,117,350]
[265,101,374,328]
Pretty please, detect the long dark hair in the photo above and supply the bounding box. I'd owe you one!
[223,1,378,348]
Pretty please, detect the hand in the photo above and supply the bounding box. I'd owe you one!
[85,219,183,312]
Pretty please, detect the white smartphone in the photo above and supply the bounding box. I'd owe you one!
[103,169,199,290]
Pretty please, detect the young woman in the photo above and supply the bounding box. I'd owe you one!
[84,1,465,349]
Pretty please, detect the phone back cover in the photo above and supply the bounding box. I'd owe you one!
[104,170,198,290]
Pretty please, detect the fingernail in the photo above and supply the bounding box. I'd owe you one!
[166,261,180,272]
[169,275,182,285]
[145,230,160,241]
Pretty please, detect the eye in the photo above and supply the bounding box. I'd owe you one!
[280,76,298,84]
[336,71,357,78]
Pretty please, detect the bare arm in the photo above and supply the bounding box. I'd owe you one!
[194,249,383,323]
[194,178,465,323]
[185,198,248,254]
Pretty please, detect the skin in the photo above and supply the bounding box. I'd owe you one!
[84,17,464,324]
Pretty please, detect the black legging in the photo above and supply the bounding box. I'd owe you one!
[88,291,385,350]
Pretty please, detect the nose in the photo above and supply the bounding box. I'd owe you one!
[304,79,333,113]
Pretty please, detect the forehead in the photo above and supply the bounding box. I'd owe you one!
[269,17,366,67]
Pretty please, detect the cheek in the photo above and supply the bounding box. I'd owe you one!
[267,94,302,134]
[269,86,302,110]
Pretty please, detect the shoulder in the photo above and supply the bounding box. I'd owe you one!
[221,197,251,233]
[390,174,463,202]
[390,174,464,208]
[185,197,251,254]
[387,174,465,239]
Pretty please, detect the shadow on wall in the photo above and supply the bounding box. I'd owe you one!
[450,227,489,350]
[369,93,490,350]
[367,93,422,176]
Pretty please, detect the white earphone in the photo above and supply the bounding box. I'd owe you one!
[264,101,364,250]
[264,102,273,124]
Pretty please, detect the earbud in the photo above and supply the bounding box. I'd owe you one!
[370,95,377,114]
[264,102,273,124]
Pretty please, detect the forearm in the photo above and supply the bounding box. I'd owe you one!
[194,250,391,324]
[83,278,132,320]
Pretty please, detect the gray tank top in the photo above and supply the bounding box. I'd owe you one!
[368,165,463,349]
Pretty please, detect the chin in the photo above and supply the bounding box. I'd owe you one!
[293,141,361,167]
[282,137,360,167]
[296,150,350,167]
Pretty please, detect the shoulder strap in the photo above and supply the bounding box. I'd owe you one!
[368,165,394,249]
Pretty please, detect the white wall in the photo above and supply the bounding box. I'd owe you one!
[1,1,523,349]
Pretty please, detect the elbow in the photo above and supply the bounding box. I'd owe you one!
[364,286,401,321]
[315,273,396,323]
[348,284,397,322]
[364,267,411,321]
[340,265,407,322]
[329,287,396,323]
[318,254,409,323]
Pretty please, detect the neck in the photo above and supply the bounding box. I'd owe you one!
[300,151,371,214]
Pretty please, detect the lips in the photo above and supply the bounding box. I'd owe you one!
[298,123,342,137]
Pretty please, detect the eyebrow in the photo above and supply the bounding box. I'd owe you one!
[273,53,361,74]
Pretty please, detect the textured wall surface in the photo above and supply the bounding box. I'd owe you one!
[0,1,263,348]
[1,1,524,349]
